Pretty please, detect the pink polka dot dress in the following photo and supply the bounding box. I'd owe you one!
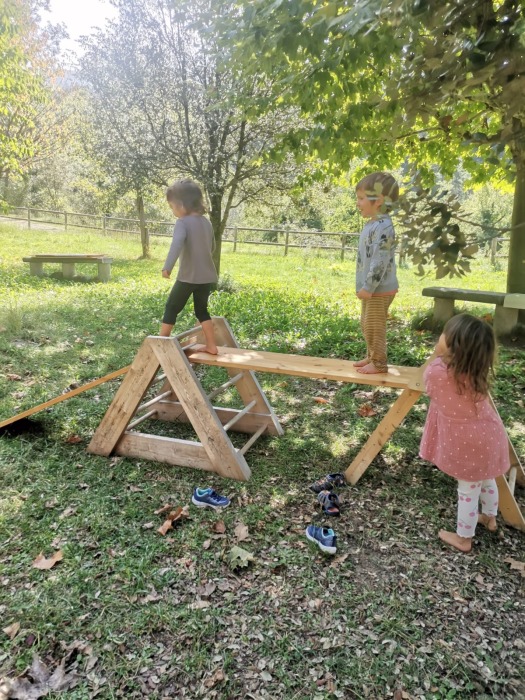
[419,358,510,481]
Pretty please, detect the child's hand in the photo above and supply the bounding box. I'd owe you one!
[357,288,373,300]
[162,269,171,279]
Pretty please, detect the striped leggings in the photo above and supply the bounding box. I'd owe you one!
[360,295,394,372]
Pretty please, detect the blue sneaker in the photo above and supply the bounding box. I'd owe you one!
[305,524,337,554]
[192,487,230,510]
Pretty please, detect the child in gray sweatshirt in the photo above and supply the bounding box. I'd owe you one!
[160,180,218,354]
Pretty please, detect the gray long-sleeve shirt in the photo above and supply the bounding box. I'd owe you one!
[163,215,218,284]
[356,215,398,294]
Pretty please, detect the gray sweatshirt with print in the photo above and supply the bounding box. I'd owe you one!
[163,215,218,284]
[355,215,398,294]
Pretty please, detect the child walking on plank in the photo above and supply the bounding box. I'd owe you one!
[160,179,218,354]
[420,314,510,553]
[354,171,399,374]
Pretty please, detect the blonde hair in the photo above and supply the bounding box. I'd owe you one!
[355,172,399,209]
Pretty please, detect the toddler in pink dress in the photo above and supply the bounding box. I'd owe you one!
[419,313,510,552]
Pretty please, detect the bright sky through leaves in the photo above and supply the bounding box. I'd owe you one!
[42,0,117,54]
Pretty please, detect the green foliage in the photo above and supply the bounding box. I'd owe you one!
[227,0,525,291]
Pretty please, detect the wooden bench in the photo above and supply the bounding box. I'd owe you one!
[23,254,113,282]
[422,287,525,336]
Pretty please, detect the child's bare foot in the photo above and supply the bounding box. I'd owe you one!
[185,343,218,356]
[478,514,497,532]
[353,358,369,367]
[356,362,387,374]
[438,529,472,553]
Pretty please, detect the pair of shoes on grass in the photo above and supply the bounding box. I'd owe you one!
[310,473,346,517]
[191,487,230,510]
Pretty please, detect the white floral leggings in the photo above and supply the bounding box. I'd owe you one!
[456,479,498,536]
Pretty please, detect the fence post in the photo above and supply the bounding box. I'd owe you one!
[64,211,68,231]
[490,237,497,265]
[284,230,289,256]
[233,226,238,252]
[27,208,31,229]
[103,215,107,233]
[341,234,346,261]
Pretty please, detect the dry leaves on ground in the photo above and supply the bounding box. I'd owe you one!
[1,655,79,699]
[32,551,63,570]
[2,623,20,640]
[157,506,189,536]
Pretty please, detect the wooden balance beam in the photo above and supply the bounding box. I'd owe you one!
[86,317,524,531]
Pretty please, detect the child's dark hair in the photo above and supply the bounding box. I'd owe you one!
[166,179,206,215]
[443,313,495,397]
[355,172,399,208]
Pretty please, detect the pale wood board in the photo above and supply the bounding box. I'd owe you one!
[87,342,161,456]
[0,366,129,430]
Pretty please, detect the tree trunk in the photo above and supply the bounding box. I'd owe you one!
[506,160,525,322]
[136,192,150,259]
[209,193,224,277]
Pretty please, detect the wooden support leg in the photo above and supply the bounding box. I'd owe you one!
[493,306,519,337]
[150,337,251,481]
[88,340,161,456]
[62,262,75,279]
[488,394,525,487]
[29,261,44,276]
[496,474,525,531]
[212,317,284,437]
[345,388,422,485]
[98,262,111,282]
[433,298,454,324]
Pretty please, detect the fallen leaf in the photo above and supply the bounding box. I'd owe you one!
[32,550,63,570]
[59,506,76,519]
[154,504,173,515]
[190,598,211,610]
[142,522,155,529]
[212,520,226,534]
[6,373,22,381]
[128,485,142,493]
[157,519,173,536]
[234,523,250,542]
[65,435,82,444]
[204,668,225,688]
[358,403,377,417]
[504,557,525,577]
[2,622,20,640]
[6,655,79,697]
[227,545,255,570]
[313,396,329,404]
[202,539,212,550]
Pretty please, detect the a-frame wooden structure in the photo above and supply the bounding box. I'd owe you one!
[88,317,525,531]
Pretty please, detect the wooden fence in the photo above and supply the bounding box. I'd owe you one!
[0,205,362,260]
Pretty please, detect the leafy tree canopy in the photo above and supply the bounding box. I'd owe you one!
[227,0,525,291]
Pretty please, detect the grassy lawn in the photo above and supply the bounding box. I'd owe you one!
[0,223,524,700]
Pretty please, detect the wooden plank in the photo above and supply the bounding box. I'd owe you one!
[87,340,160,456]
[422,287,506,305]
[503,293,525,310]
[115,432,214,472]
[496,473,525,531]
[345,389,422,485]
[150,337,251,481]
[23,254,112,262]
[154,402,280,435]
[0,366,130,430]
[189,344,423,390]
[488,394,525,487]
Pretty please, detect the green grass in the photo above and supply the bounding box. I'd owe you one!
[1,223,524,699]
